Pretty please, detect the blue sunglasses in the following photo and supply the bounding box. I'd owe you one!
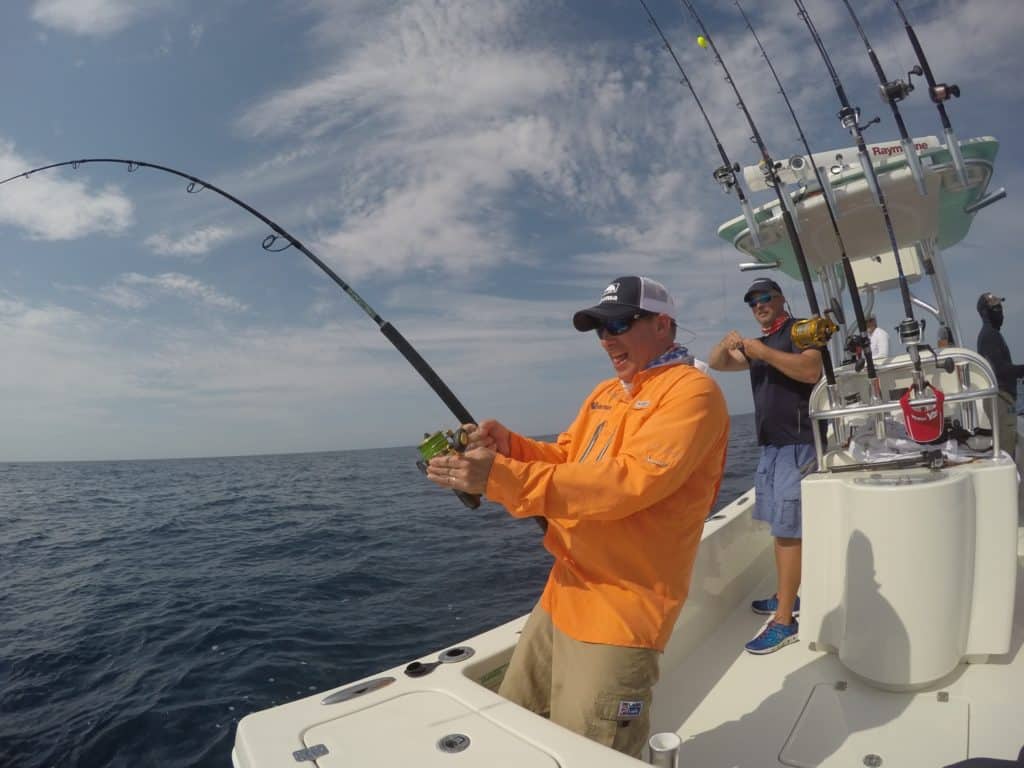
[595,312,653,338]
[746,292,777,308]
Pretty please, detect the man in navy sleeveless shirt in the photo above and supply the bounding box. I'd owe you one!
[709,278,822,654]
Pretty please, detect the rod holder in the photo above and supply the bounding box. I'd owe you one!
[647,732,682,767]
[901,137,927,197]
[818,165,839,218]
[738,261,780,272]
[945,127,969,188]
[964,188,1006,215]
[740,198,762,249]
[779,185,801,232]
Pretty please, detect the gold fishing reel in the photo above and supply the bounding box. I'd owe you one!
[790,315,838,350]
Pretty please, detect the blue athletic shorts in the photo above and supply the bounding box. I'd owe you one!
[753,444,816,539]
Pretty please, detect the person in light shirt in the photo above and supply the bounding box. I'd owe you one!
[866,315,889,360]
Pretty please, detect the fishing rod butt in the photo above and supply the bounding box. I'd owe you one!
[453,490,482,510]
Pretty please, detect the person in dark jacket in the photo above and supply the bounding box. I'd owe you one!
[976,292,1023,457]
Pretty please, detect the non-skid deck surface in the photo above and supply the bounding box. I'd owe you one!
[652,558,1024,768]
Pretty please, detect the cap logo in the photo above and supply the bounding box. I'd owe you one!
[599,282,620,304]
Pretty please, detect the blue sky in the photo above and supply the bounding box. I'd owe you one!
[0,0,1021,461]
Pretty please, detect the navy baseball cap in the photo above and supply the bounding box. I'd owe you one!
[743,278,783,303]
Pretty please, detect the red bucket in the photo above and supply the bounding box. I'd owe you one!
[899,383,945,443]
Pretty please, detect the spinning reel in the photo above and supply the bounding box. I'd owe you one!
[416,429,481,509]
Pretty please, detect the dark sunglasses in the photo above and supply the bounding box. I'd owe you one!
[746,292,777,308]
[595,312,652,338]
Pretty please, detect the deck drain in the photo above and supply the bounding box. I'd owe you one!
[437,733,471,754]
[439,646,475,663]
[863,755,882,767]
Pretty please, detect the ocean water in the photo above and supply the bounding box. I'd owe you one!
[1,413,759,768]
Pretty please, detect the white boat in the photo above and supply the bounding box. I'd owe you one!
[231,133,1021,767]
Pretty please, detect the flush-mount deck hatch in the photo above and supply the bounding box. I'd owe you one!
[781,683,968,768]
[302,690,560,767]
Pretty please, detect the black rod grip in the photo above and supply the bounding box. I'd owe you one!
[454,490,481,509]
[379,322,474,425]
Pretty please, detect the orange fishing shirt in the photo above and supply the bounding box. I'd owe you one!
[486,363,729,651]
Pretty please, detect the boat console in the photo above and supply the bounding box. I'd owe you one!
[801,350,1019,690]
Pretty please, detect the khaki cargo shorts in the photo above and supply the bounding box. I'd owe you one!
[498,603,661,758]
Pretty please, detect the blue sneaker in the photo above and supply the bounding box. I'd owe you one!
[751,594,800,617]
[745,619,799,654]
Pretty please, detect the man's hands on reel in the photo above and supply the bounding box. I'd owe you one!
[736,336,769,361]
[426,422,504,495]
[465,419,510,456]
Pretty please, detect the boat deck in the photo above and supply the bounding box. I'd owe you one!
[654,538,1024,767]
[233,481,1023,768]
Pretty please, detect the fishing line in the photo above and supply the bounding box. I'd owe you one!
[838,0,928,197]
[888,0,968,187]
[636,0,763,250]
[733,0,879,388]
[675,0,838,389]
[0,157,497,512]
[792,0,928,393]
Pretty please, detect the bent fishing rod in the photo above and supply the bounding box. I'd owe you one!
[792,0,928,393]
[676,0,838,389]
[0,157,493,513]
[733,0,880,390]
[636,0,762,250]
[888,0,968,187]
[838,0,928,197]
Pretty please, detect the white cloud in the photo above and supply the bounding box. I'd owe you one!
[0,143,134,239]
[238,0,565,139]
[234,0,727,283]
[30,0,163,37]
[189,22,203,47]
[0,285,598,460]
[5,0,1021,460]
[97,272,248,312]
[144,225,236,257]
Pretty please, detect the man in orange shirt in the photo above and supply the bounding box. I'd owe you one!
[427,276,729,757]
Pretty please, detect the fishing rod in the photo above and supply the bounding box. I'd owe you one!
[0,157,490,511]
[675,0,838,389]
[791,0,928,394]
[838,0,928,197]
[733,0,880,392]
[888,0,969,187]
[636,0,762,250]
